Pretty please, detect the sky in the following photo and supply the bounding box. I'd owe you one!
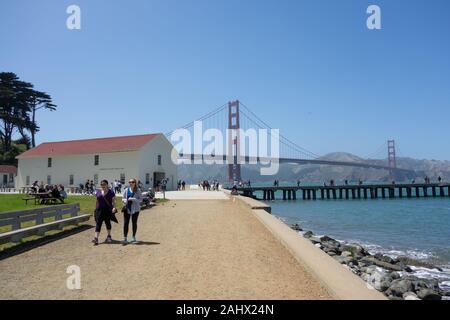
[1,0,449,160]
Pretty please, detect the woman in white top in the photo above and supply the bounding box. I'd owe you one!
[122,178,142,245]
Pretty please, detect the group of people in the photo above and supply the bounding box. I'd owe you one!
[110,180,124,194]
[411,176,443,184]
[92,178,143,246]
[199,180,220,191]
[176,180,186,191]
[31,181,67,203]
[78,180,96,195]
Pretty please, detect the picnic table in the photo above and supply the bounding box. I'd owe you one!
[23,192,65,205]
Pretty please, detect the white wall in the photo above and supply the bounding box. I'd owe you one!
[137,135,178,190]
[16,151,139,188]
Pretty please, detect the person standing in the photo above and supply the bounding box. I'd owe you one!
[122,178,142,245]
[92,180,117,245]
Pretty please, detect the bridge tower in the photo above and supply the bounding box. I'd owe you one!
[228,100,241,182]
[387,139,397,180]
[387,140,397,169]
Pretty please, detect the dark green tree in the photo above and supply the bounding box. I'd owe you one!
[28,90,56,147]
[0,72,56,154]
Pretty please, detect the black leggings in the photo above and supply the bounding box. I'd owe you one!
[95,210,112,233]
[123,212,140,237]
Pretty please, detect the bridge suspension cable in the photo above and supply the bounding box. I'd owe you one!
[239,102,321,159]
[165,103,228,137]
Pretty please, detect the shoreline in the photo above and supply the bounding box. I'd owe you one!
[248,195,450,300]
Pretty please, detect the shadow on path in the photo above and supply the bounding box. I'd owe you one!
[99,240,160,246]
[0,224,94,261]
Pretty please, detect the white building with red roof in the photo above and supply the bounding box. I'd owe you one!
[15,133,178,190]
[0,165,17,188]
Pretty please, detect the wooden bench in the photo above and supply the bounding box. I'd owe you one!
[0,203,91,245]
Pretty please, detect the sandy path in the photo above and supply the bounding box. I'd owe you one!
[0,200,330,299]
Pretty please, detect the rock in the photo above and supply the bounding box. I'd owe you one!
[341,251,352,257]
[396,262,413,272]
[334,255,355,265]
[365,270,387,291]
[381,255,395,264]
[358,259,373,268]
[386,279,413,297]
[388,272,401,280]
[363,265,378,274]
[321,241,341,253]
[323,247,337,255]
[411,278,440,292]
[327,251,337,257]
[309,236,322,244]
[403,292,420,300]
[380,280,392,292]
[397,256,443,272]
[314,243,322,249]
[360,257,405,272]
[319,235,335,242]
[388,296,404,301]
[374,253,384,260]
[342,244,367,257]
[290,223,302,231]
[417,289,441,300]
[303,231,314,238]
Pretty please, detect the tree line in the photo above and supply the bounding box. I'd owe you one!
[0,72,56,164]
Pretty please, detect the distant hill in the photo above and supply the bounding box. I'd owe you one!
[177,152,450,184]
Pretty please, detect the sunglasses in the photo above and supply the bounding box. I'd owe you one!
[129,181,136,184]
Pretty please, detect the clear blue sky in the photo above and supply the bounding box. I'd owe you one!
[1,0,449,160]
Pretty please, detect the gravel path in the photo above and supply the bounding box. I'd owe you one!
[0,200,330,299]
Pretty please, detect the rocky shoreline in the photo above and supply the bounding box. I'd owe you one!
[290,223,449,300]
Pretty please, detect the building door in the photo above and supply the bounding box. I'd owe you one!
[153,172,165,188]
[2,174,7,186]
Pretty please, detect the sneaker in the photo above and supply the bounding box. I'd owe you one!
[92,237,99,246]
[122,238,128,246]
[131,236,137,243]
[105,235,113,243]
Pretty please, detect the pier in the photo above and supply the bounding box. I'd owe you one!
[235,183,450,201]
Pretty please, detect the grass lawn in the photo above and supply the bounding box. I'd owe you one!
[0,194,167,251]
[0,194,102,214]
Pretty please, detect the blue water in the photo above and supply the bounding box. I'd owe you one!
[269,198,450,264]
[263,195,450,289]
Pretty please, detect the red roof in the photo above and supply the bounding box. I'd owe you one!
[0,165,17,174]
[17,134,160,158]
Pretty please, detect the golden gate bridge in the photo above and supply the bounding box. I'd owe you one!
[166,100,417,181]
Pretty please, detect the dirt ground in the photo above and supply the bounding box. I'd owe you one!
[0,199,331,299]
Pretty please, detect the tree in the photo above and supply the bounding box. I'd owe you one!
[0,72,56,154]
[28,90,56,147]
[0,72,33,153]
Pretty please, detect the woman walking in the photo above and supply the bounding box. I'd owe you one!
[122,178,142,245]
[92,179,118,245]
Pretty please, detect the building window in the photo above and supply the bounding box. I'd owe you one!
[120,173,125,184]
[145,173,150,185]
[93,174,98,186]
[26,176,30,186]
[9,173,14,183]
[158,155,162,165]
[69,174,74,185]
[48,157,52,168]
[47,175,51,185]
[94,155,99,166]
